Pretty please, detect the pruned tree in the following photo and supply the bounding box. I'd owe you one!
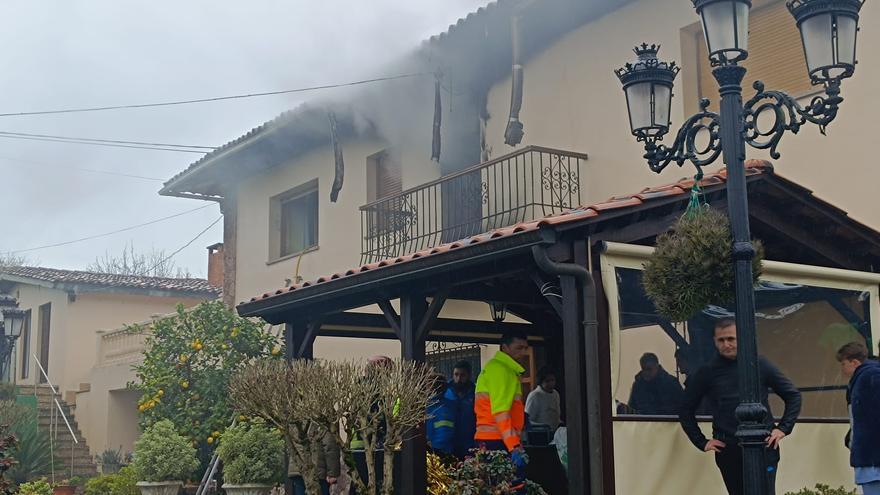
[87,242,192,278]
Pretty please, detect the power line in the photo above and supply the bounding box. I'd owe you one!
[0,130,216,149]
[0,72,429,118]
[146,216,223,273]
[0,134,209,153]
[0,155,164,181]
[5,204,216,254]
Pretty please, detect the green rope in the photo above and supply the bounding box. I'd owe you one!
[684,169,705,217]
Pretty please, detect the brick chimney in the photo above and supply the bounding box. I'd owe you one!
[207,243,224,288]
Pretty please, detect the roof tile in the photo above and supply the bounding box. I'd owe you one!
[0,266,220,296]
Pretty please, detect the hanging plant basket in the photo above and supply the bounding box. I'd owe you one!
[642,206,763,322]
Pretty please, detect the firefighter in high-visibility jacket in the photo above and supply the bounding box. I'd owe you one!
[474,330,530,468]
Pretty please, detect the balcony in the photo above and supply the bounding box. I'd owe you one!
[96,328,149,367]
[360,146,588,264]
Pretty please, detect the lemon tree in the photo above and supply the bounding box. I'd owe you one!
[131,301,280,471]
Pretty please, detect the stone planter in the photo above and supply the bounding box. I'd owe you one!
[221,484,274,495]
[136,481,183,495]
[53,487,76,495]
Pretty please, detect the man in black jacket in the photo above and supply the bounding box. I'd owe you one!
[680,318,802,495]
[628,352,683,415]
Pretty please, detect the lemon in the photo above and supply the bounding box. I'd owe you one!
[206,436,214,444]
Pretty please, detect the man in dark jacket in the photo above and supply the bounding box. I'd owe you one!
[629,352,684,415]
[680,318,802,495]
[837,342,880,495]
[445,360,477,459]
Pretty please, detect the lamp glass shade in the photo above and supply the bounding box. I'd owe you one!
[2,309,24,338]
[800,12,858,80]
[625,82,672,138]
[700,0,750,63]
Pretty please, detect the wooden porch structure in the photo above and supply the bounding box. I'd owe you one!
[237,161,880,494]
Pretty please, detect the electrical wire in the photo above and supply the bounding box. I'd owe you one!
[0,130,216,149]
[146,215,223,273]
[4,204,216,254]
[0,155,164,181]
[0,72,429,118]
[0,134,209,153]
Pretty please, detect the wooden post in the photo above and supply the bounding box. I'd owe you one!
[561,275,589,494]
[400,295,428,495]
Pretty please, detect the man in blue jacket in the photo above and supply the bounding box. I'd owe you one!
[837,342,880,495]
[426,373,456,456]
[444,360,477,459]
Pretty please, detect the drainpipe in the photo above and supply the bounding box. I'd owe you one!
[531,244,604,495]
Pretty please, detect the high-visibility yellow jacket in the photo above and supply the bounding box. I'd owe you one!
[474,350,525,451]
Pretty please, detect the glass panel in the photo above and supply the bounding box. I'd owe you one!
[614,267,870,419]
[801,14,834,75]
[702,1,749,57]
[280,189,318,257]
[836,15,858,68]
[625,82,654,134]
[653,85,671,130]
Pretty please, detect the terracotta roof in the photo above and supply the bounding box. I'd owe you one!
[0,266,221,296]
[243,160,772,306]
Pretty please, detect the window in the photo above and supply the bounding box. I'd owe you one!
[38,303,51,383]
[688,0,814,112]
[366,150,402,203]
[20,309,30,379]
[269,180,319,261]
[611,267,868,419]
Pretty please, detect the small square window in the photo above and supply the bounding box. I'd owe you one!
[270,180,319,261]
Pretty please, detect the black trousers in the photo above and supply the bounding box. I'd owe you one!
[714,445,780,495]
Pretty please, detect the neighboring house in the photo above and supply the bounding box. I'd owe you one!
[158,0,879,493]
[1,266,220,459]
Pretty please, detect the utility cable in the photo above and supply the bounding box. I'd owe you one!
[0,130,216,149]
[0,134,209,153]
[146,215,223,273]
[0,72,429,118]
[4,204,216,254]
[0,155,164,181]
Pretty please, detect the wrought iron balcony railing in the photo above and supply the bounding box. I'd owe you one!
[360,146,588,264]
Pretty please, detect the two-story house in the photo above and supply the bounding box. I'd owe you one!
[161,0,879,493]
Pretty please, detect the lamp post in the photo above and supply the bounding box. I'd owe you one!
[0,295,24,382]
[615,1,864,494]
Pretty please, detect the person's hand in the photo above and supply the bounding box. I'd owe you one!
[326,476,338,485]
[510,446,528,468]
[766,428,786,449]
[704,439,726,453]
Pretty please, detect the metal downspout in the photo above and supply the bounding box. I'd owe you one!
[531,245,604,495]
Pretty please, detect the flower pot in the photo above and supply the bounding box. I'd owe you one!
[136,481,183,495]
[53,487,76,495]
[221,483,274,495]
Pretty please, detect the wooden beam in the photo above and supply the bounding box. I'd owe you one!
[295,320,321,360]
[415,289,448,344]
[560,274,588,495]
[400,294,428,495]
[377,299,401,338]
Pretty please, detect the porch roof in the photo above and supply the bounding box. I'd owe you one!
[238,160,880,323]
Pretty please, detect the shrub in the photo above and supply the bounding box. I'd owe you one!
[132,301,279,473]
[17,478,52,495]
[446,446,547,495]
[96,447,126,474]
[643,207,763,322]
[784,485,858,495]
[131,420,199,482]
[7,419,55,485]
[0,425,16,495]
[83,466,139,495]
[216,418,284,485]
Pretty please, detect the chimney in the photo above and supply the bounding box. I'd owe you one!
[207,243,224,288]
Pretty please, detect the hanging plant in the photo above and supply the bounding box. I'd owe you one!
[642,190,763,322]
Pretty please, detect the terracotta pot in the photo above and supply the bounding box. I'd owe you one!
[221,483,274,495]
[136,481,183,495]
[53,486,76,495]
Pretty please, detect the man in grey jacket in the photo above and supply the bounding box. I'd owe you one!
[288,427,341,495]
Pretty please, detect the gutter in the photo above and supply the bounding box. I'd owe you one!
[531,244,604,495]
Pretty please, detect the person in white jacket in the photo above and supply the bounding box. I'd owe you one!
[525,367,561,430]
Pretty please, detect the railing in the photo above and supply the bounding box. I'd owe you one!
[359,146,588,264]
[97,328,149,367]
[32,354,78,482]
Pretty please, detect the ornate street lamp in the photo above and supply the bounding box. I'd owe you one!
[614,43,680,143]
[616,1,864,494]
[0,295,24,381]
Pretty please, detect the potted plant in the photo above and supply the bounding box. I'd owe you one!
[18,478,54,495]
[216,418,284,495]
[132,420,199,495]
[53,476,84,495]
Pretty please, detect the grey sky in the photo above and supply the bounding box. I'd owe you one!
[0,0,487,277]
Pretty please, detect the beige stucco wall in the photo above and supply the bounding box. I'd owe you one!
[484,0,880,230]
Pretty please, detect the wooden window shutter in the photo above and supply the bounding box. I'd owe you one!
[376,153,402,200]
[697,0,814,108]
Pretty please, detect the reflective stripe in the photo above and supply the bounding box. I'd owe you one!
[494,411,512,422]
[500,428,518,439]
[476,424,500,433]
[433,420,455,428]
[475,392,490,400]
